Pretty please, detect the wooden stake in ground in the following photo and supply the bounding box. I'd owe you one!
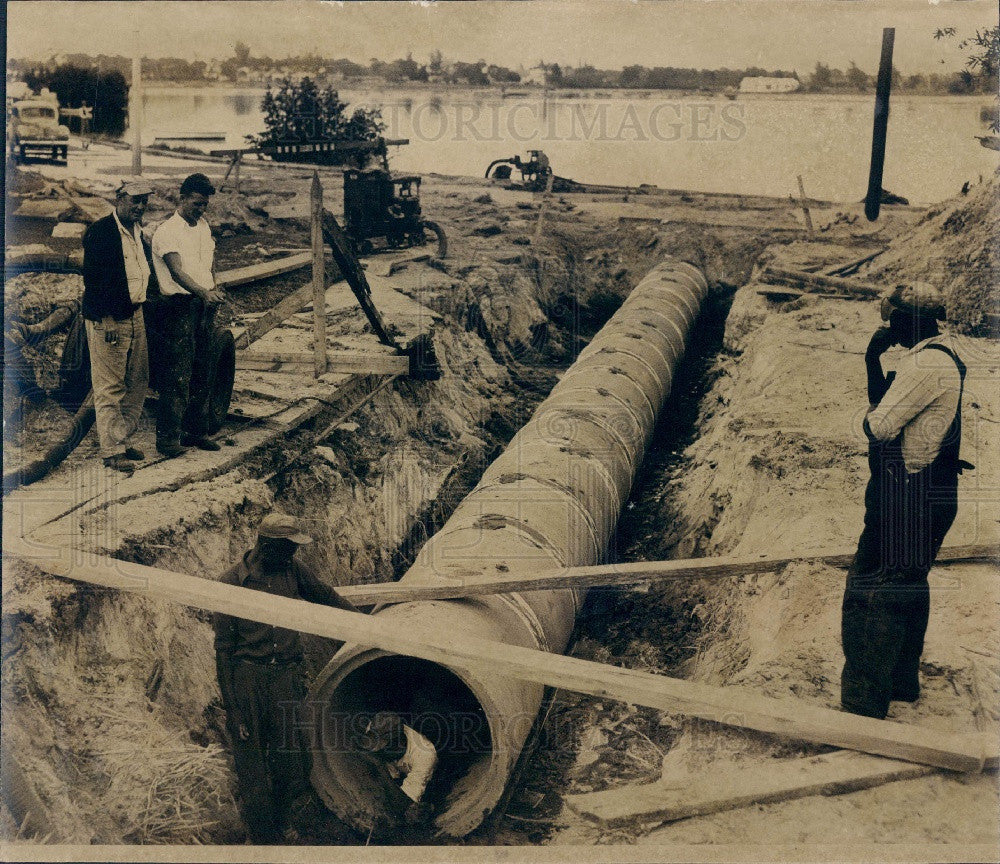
[533,172,555,243]
[311,172,327,377]
[797,175,814,234]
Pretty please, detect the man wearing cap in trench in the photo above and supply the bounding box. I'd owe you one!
[150,172,226,458]
[841,281,972,719]
[81,179,155,473]
[214,511,359,844]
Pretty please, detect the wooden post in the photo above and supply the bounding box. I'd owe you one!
[130,28,142,176]
[533,171,555,244]
[311,172,326,377]
[797,175,814,234]
[865,27,895,222]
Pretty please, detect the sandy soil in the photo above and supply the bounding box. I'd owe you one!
[544,185,1000,855]
[3,146,996,851]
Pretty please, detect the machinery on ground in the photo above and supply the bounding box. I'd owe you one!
[484,150,552,190]
[484,149,655,195]
[342,168,447,258]
[7,99,70,164]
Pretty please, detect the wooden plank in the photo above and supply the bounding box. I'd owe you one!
[322,351,408,375]
[333,543,1000,607]
[216,252,312,290]
[5,542,994,773]
[826,248,886,277]
[375,253,431,278]
[321,210,398,348]
[761,266,882,299]
[758,288,854,302]
[235,357,309,372]
[233,281,315,349]
[237,350,408,375]
[566,750,935,828]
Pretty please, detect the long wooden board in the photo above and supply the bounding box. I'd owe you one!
[216,252,313,290]
[566,750,935,827]
[4,542,994,773]
[761,266,882,299]
[232,281,315,349]
[235,349,409,375]
[333,543,999,606]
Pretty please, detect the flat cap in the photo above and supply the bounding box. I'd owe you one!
[258,512,312,544]
[881,281,946,320]
[116,179,154,197]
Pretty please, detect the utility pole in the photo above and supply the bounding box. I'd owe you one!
[130,25,142,175]
[865,27,895,222]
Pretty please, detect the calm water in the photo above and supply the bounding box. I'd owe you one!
[141,86,997,204]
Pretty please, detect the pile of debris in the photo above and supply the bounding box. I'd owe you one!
[863,169,999,332]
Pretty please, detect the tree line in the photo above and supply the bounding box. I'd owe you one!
[9,49,993,94]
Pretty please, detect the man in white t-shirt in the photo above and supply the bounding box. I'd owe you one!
[150,173,226,458]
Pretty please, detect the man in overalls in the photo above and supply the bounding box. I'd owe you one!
[214,511,359,843]
[841,281,971,718]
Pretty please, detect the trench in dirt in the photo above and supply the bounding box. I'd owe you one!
[3,217,747,846]
[248,272,736,847]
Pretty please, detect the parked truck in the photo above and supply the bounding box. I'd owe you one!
[8,99,70,164]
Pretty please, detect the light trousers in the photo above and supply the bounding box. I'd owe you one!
[85,309,149,458]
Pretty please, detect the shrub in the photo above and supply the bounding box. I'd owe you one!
[246,76,385,166]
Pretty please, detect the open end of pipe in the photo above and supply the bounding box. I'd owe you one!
[311,652,499,837]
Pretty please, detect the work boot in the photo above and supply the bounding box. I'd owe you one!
[102,454,137,473]
[182,434,221,451]
[156,442,189,459]
[890,680,920,702]
[123,446,145,461]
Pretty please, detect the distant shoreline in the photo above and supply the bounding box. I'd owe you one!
[140,81,993,103]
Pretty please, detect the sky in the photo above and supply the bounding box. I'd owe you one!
[6,0,997,75]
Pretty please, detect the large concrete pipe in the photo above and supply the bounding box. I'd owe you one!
[309,257,709,837]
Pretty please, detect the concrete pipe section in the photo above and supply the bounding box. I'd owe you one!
[309,257,709,837]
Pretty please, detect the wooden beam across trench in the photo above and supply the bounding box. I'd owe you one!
[4,540,995,774]
[332,543,999,606]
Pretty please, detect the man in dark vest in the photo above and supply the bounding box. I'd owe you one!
[214,511,359,844]
[81,180,154,473]
[841,281,971,718]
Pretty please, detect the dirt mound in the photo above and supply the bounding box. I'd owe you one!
[554,281,1000,846]
[864,169,999,332]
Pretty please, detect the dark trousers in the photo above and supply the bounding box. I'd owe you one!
[224,660,312,844]
[149,295,209,446]
[841,453,958,718]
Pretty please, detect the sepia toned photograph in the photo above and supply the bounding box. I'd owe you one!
[2,1,998,861]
